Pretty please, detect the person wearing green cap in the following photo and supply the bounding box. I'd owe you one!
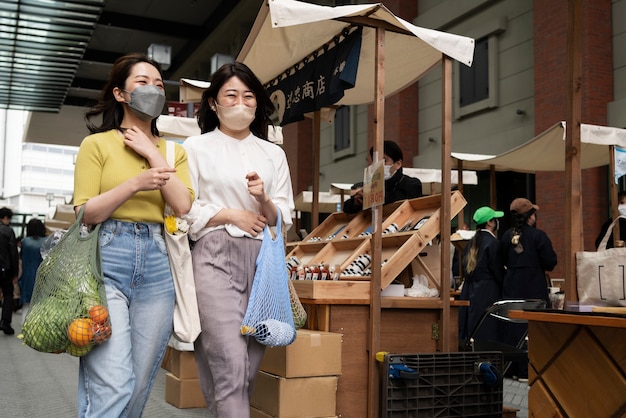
[458,206,505,349]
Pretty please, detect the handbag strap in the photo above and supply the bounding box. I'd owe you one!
[263,206,283,245]
[165,140,175,168]
[68,204,101,238]
[598,215,626,250]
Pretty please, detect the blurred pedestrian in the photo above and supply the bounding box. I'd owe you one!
[0,207,18,335]
[18,218,46,325]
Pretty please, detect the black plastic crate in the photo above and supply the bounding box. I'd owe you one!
[381,351,503,418]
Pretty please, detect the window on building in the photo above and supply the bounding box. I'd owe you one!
[459,37,489,107]
[454,19,505,119]
[333,105,355,159]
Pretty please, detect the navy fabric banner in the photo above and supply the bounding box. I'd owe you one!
[268,27,362,126]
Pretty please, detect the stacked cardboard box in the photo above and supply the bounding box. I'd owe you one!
[163,348,207,409]
[251,329,342,418]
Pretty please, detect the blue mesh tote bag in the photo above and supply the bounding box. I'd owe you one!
[241,208,296,347]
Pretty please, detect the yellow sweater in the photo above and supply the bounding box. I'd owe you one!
[74,129,194,223]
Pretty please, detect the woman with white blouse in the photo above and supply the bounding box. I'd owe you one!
[183,62,294,418]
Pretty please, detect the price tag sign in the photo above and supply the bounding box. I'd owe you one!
[362,159,384,209]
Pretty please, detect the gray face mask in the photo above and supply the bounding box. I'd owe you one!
[124,85,165,121]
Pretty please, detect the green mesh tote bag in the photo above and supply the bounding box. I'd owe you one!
[241,208,296,347]
[19,205,111,356]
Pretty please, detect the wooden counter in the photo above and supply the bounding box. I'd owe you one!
[509,310,626,418]
[298,298,467,418]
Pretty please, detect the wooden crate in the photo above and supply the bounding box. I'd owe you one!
[301,211,356,242]
[288,191,467,292]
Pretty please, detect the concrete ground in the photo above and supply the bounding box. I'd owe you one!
[1,311,527,417]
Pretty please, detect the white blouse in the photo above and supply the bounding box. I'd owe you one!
[183,128,294,241]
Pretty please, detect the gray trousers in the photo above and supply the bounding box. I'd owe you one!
[193,229,264,418]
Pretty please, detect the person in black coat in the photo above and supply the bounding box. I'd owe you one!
[0,207,18,335]
[501,197,557,379]
[595,191,626,249]
[342,140,423,213]
[458,206,505,349]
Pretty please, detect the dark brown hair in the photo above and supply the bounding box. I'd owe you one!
[84,53,163,136]
[196,62,274,139]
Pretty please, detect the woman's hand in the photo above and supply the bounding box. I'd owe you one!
[245,172,278,226]
[123,126,160,160]
[135,167,176,192]
[214,208,267,236]
[246,171,269,204]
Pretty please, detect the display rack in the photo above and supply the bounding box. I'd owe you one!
[289,190,467,298]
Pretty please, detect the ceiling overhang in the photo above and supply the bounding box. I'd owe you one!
[0,0,105,113]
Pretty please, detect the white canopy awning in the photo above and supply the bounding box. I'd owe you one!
[238,0,474,105]
[157,115,200,140]
[452,122,626,172]
[403,168,478,185]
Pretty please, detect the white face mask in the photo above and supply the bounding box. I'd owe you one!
[215,103,256,132]
[383,164,393,180]
[618,204,626,217]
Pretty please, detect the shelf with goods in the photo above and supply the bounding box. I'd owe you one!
[288,190,467,302]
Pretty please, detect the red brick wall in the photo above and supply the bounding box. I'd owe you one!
[534,0,613,279]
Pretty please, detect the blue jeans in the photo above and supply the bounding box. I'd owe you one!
[78,220,175,418]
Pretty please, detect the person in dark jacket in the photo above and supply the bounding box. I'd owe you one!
[595,191,626,249]
[18,218,46,325]
[458,206,505,348]
[501,197,557,380]
[342,140,423,213]
[0,207,19,335]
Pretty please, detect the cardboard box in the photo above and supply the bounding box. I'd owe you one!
[251,371,337,417]
[161,346,173,372]
[168,348,199,379]
[164,373,207,409]
[250,406,338,418]
[260,329,342,378]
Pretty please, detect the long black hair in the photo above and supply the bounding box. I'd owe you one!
[510,209,535,253]
[84,53,162,136]
[464,223,487,274]
[196,62,275,139]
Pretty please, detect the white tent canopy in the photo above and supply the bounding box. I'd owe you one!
[452,121,626,172]
[157,115,200,139]
[237,0,474,104]
[403,168,478,185]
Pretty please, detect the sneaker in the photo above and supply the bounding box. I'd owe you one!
[518,377,529,383]
[0,323,14,335]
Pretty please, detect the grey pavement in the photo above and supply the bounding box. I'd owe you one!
[1,311,527,417]
[0,312,208,418]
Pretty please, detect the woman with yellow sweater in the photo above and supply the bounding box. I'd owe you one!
[73,53,194,417]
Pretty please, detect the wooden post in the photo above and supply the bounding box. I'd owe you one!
[609,146,620,246]
[312,110,321,229]
[439,56,452,351]
[564,0,583,302]
[457,159,465,229]
[367,25,384,418]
